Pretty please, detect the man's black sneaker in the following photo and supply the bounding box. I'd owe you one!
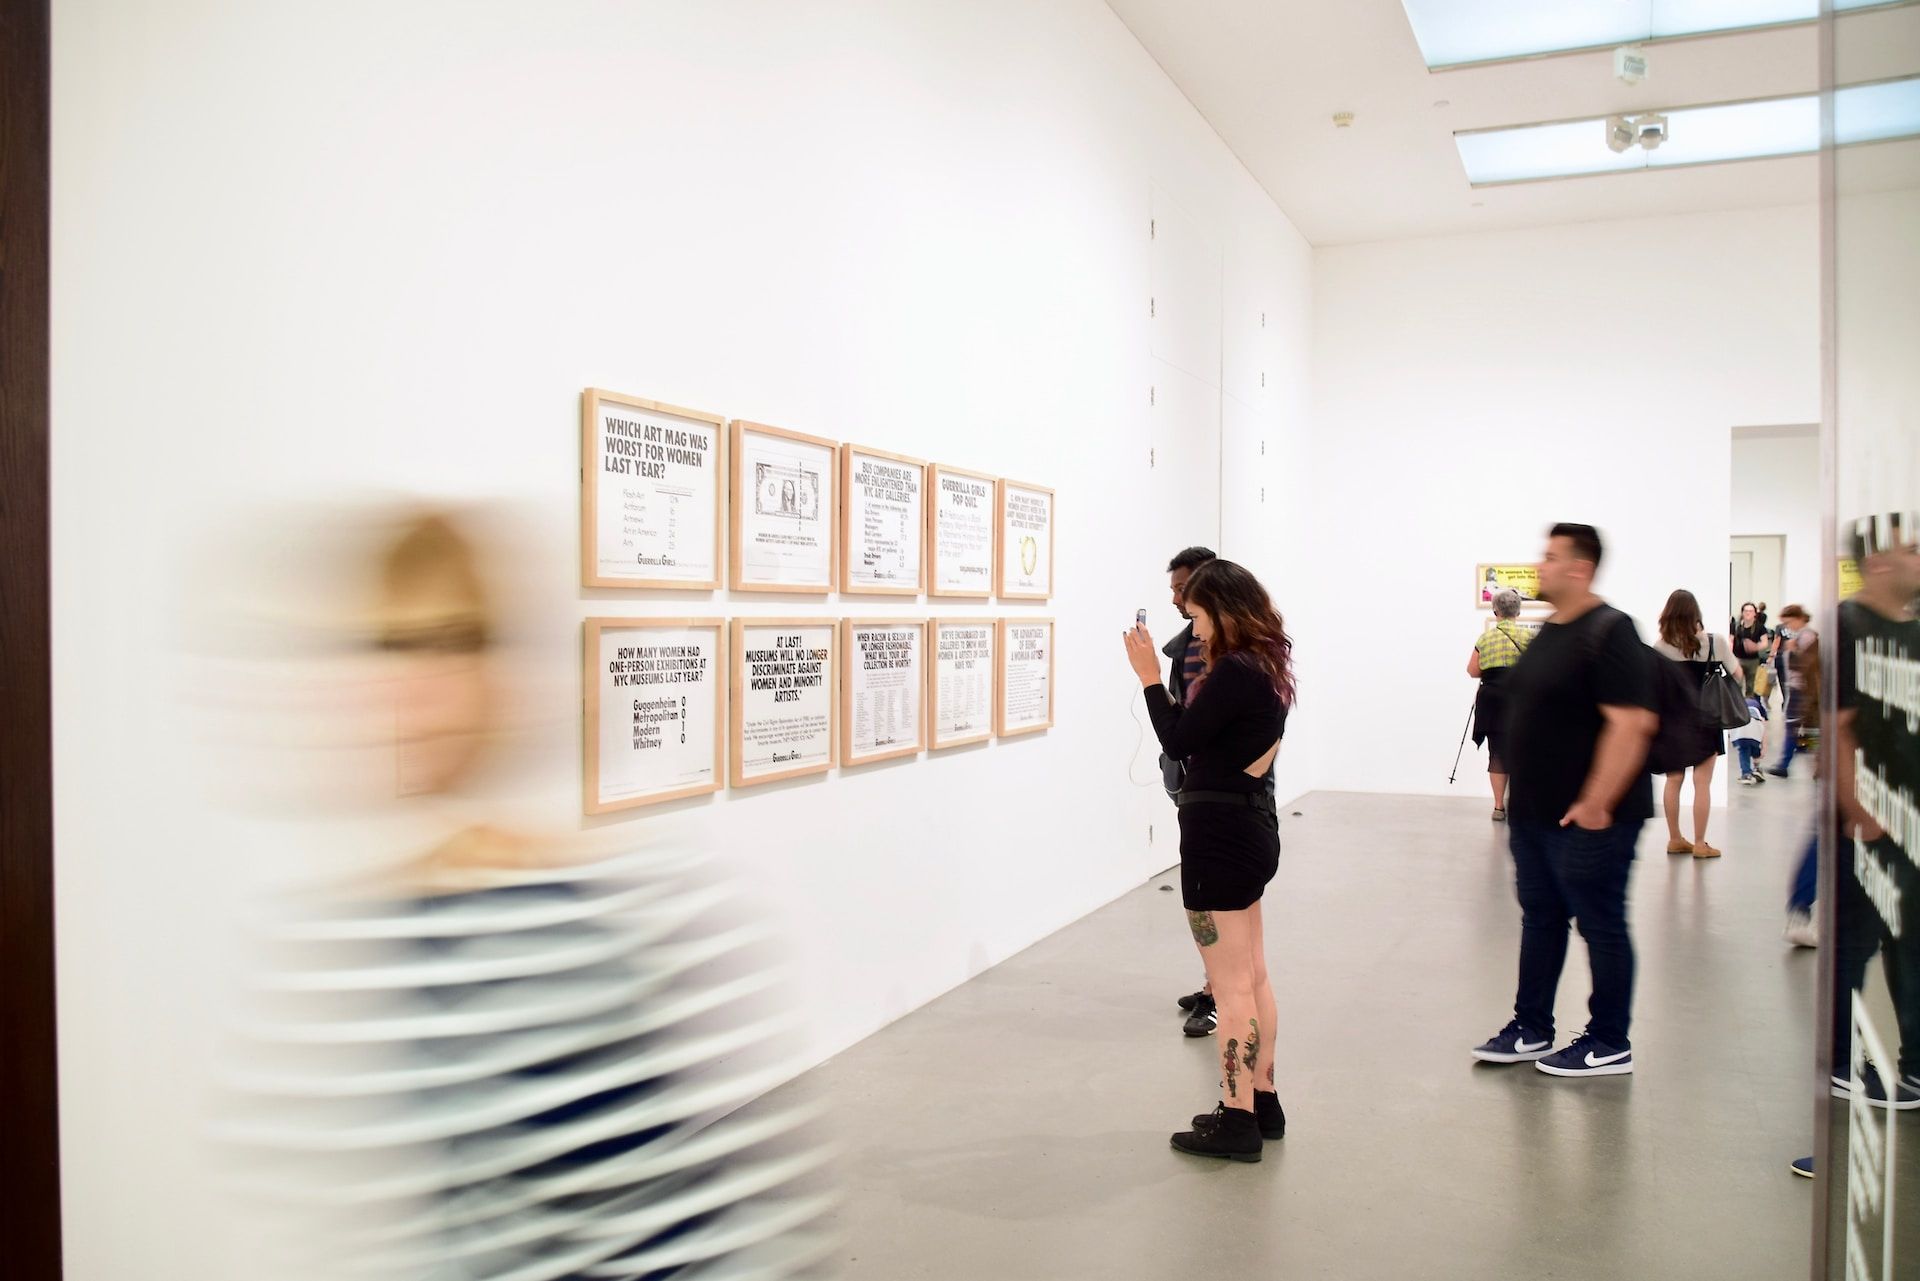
[1182,994,1218,1037]
[1170,1104,1262,1162]
[1470,1019,1554,1063]
[1176,987,1208,1012]
[1832,1061,1920,1110]
[1536,1033,1632,1078]
[1191,1091,1286,1140]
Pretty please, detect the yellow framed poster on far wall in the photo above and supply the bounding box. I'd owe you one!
[1475,563,1542,610]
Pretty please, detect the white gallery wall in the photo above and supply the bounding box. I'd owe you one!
[1732,427,1822,612]
[49,2,1312,1277]
[1310,204,1821,798]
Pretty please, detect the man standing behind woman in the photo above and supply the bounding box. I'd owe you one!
[1468,588,1535,823]
[1651,589,1741,859]
[1125,559,1294,1161]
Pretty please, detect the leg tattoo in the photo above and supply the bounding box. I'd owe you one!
[1187,910,1218,947]
[1242,1019,1260,1073]
[1223,1039,1241,1099]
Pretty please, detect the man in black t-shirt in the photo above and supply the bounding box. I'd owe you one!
[1471,524,1658,1078]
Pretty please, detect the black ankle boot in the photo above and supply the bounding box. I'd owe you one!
[1190,1094,1287,1141]
[1255,1090,1286,1140]
[1171,1103,1262,1162]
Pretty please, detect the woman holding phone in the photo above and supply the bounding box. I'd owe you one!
[1123,558,1294,1162]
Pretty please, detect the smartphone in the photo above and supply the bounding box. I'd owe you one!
[1135,609,1148,629]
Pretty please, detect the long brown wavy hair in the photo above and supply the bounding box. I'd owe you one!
[1184,558,1296,706]
[1659,589,1705,659]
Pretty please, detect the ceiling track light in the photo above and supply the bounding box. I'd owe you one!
[1604,112,1668,154]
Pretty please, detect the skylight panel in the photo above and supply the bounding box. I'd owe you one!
[1404,0,1896,68]
[1453,77,1919,184]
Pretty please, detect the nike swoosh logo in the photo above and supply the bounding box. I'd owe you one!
[1584,1049,1631,1067]
[1516,1038,1550,1053]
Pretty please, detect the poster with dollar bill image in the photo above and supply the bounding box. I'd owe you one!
[841,444,926,596]
[732,420,836,593]
[926,463,998,599]
[997,479,1054,600]
[997,618,1055,737]
[730,618,837,787]
[580,389,724,589]
[841,618,926,765]
[929,618,997,749]
[583,618,725,814]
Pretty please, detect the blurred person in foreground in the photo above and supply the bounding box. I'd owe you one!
[1468,587,1536,823]
[209,506,835,1281]
[1471,524,1657,1079]
[1793,513,1920,1177]
[1125,559,1294,1161]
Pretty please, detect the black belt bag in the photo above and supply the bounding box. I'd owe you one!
[1174,789,1275,814]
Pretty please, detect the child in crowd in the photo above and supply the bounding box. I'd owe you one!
[1733,691,1768,785]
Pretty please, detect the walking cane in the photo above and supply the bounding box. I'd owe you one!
[1448,700,1477,785]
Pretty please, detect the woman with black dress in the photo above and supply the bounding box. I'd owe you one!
[1653,589,1742,859]
[1123,559,1294,1162]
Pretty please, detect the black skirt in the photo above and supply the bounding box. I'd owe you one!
[1178,800,1281,912]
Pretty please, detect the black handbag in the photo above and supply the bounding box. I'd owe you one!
[1699,634,1752,732]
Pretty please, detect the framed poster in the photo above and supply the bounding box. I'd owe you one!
[926,463,998,599]
[996,479,1054,600]
[1475,563,1543,609]
[840,445,926,596]
[731,420,836,593]
[929,618,996,750]
[997,617,1055,737]
[840,618,926,765]
[581,389,724,589]
[583,618,725,814]
[730,618,836,787]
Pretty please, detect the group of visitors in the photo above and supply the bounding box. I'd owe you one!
[1126,519,1919,1179]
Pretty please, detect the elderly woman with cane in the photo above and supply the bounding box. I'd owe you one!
[1467,588,1535,822]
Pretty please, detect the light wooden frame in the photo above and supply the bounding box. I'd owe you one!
[928,616,998,750]
[925,463,999,600]
[729,420,837,594]
[729,617,838,788]
[839,617,928,766]
[580,388,727,590]
[839,443,927,597]
[996,616,1056,738]
[995,478,1055,601]
[583,617,726,814]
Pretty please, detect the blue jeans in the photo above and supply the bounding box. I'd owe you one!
[1509,819,1642,1047]
[1735,739,1761,778]
[1788,831,1817,914]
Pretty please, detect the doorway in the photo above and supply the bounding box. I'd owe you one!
[1729,534,1785,626]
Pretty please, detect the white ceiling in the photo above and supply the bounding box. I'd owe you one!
[1105,0,1920,245]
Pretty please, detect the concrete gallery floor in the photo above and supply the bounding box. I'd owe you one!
[782,781,1841,1280]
